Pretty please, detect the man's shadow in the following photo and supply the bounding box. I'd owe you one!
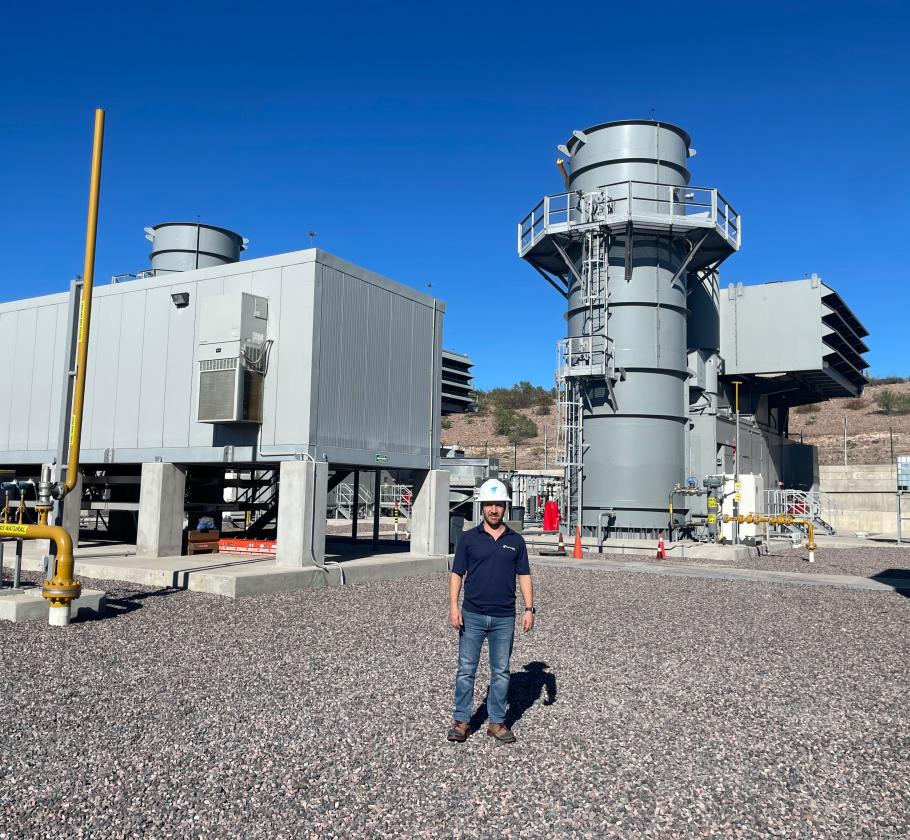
[469,661,557,732]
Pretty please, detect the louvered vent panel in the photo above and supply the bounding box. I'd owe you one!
[198,358,239,422]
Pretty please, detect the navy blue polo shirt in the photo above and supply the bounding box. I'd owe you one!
[452,523,531,617]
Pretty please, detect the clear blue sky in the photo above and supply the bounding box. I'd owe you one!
[1,1,906,388]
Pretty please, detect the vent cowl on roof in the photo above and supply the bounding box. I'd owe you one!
[144,222,248,274]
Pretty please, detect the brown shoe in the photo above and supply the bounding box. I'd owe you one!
[447,721,470,742]
[486,723,517,743]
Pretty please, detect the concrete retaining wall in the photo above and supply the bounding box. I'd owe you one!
[819,464,900,535]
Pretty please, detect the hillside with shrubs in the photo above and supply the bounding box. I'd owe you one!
[788,378,910,465]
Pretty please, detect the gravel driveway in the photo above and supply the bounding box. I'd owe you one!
[1,564,907,839]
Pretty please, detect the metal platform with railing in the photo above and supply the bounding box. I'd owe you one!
[765,489,840,538]
[332,482,412,521]
[557,335,613,381]
[518,180,740,272]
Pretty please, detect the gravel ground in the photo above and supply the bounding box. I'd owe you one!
[1,565,908,839]
[644,544,910,579]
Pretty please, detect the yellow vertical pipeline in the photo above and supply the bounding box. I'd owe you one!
[64,108,104,494]
[0,109,104,612]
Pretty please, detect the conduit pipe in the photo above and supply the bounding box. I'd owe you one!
[722,513,816,562]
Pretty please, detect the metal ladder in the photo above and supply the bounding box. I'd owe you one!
[581,229,607,310]
[556,377,584,530]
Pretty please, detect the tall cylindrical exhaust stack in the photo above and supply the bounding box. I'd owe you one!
[569,121,691,533]
[145,222,247,274]
[518,118,740,539]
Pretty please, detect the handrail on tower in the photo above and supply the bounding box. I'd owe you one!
[518,180,741,255]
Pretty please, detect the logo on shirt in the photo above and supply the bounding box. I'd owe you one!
[503,544,516,552]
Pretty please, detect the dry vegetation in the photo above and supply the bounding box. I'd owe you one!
[441,382,910,470]
[788,381,910,465]
[442,403,560,470]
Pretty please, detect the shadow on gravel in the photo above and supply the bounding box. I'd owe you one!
[468,662,558,732]
[870,569,910,597]
[84,587,185,621]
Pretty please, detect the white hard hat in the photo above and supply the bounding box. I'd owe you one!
[478,478,511,503]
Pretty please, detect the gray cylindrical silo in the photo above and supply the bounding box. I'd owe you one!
[145,222,247,274]
[565,121,692,534]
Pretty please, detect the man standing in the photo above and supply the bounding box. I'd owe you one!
[447,478,534,743]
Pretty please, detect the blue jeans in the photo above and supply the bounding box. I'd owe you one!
[453,608,515,724]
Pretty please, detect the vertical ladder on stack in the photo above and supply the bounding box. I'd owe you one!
[556,376,584,531]
[556,224,613,534]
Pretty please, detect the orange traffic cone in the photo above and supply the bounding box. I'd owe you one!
[556,530,566,555]
[573,526,583,560]
[656,532,667,560]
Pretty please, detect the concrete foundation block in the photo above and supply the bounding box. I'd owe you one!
[0,588,106,623]
[410,469,450,557]
[276,460,328,567]
[137,462,187,557]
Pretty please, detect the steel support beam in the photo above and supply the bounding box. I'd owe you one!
[551,239,585,289]
[670,232,710,287]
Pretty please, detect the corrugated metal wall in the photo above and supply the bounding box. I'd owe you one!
[0,300,68,454]
[311,261,438,460]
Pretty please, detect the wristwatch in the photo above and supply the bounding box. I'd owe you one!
[524,607,536,614]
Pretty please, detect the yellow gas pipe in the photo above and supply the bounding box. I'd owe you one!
[0,108,105,623]
[64,109,104,496]
[722,513,817,562]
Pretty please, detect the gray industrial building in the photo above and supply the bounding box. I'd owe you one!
[0,234,450,566]
[518,119,869,539]
[0,247,442,469]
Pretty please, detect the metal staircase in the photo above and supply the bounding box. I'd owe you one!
[765,489,840,537]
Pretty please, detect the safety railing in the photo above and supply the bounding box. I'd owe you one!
[765,489,839,535]
[380,485,412,518]
[518,180,741,254]
[334,483,373,517]
[333,483,413,519]
[110,268,178,283]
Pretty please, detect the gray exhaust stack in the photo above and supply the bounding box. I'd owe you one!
[145,222,248,274]
[518,119,741,536]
